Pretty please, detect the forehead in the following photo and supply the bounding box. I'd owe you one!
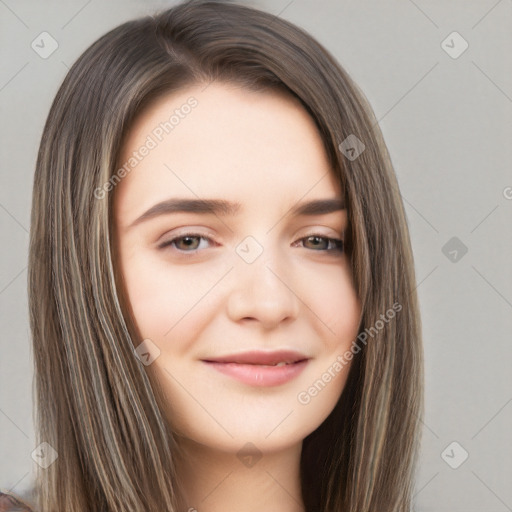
[114,82,341,221]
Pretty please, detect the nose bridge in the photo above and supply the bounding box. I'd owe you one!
[226,234,300,327]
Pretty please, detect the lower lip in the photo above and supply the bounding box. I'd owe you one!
[202,360,309,387]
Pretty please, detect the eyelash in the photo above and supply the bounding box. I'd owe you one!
[158,233,344,255]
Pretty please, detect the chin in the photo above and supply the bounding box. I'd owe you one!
[168,391,342,455]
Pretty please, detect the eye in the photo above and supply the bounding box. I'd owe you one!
[158,232,344,255]
[158,233,215,253]
[294,234,344,253]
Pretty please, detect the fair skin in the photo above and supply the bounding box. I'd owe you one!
[113,81,362,512]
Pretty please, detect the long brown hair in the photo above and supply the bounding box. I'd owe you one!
[27,1,423,510]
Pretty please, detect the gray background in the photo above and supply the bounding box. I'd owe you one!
[1,0,511,510]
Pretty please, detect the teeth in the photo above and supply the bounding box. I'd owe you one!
[275,362,287,366]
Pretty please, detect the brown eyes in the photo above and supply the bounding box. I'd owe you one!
[296,235,344,252]
[158,233,344,255]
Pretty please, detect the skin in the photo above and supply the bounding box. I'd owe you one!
[113,81,362,512]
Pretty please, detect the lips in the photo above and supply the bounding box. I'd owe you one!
[201,350,310,387]
[201,349,309,366]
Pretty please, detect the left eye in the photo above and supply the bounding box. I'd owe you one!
[294,235,344,252]
[158,234,343,254]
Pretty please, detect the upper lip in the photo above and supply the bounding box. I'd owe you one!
[202,350,309,365]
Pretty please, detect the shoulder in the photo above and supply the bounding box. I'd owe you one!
[0,491,34,512]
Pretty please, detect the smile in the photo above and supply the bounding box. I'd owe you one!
[201,350,310,387]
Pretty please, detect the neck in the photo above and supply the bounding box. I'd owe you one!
[174,436,306,512]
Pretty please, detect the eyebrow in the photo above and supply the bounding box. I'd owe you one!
[127,197,345,229]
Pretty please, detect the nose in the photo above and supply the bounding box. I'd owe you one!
[226,246,300,329]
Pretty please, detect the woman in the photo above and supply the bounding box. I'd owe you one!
[4,0,423,510]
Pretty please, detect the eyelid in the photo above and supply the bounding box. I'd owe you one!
[296,224,345,237]
[156,226,216,243]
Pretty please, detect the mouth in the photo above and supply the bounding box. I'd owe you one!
[202,349,309,365]
[201,350,310,387]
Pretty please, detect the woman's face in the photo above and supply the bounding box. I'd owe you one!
[113,82,362,454]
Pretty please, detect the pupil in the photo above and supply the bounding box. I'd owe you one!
[308,236,325,249]
[181,236,198,249]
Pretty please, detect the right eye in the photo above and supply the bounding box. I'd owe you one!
[158,233,217,254]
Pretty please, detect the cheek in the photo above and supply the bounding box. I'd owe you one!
[119,249,217,348]
[304,264,362,350]
[298,267,361,403]
[117,247,362,448]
